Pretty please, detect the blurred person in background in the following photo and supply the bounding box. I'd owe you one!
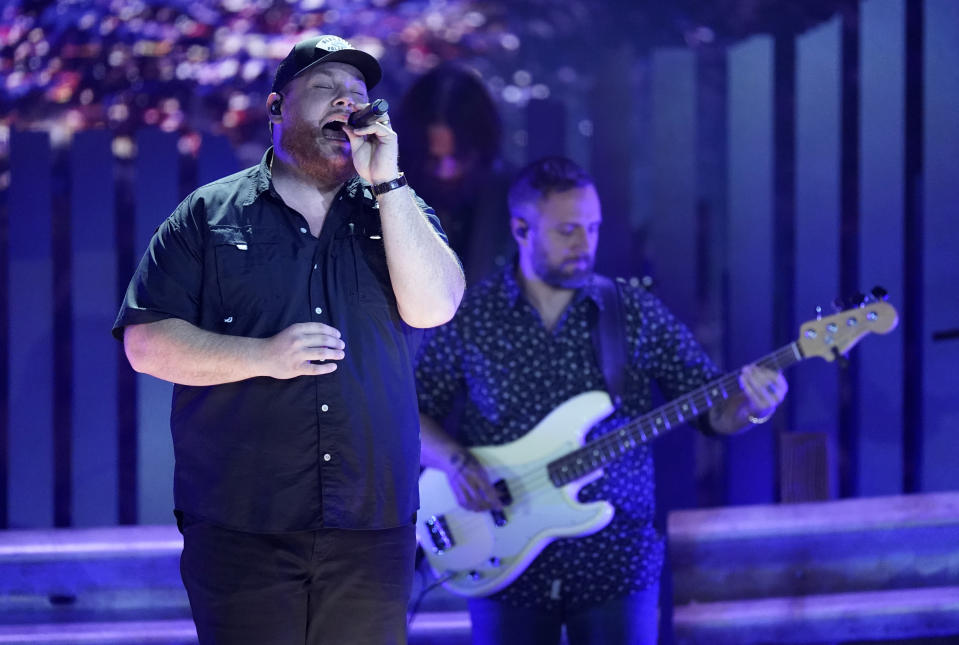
[397,63,515,284]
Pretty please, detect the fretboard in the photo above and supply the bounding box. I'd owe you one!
[546,342,804,487]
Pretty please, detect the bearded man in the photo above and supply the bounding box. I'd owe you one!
[113,35,464,645]
[414,156,786,645]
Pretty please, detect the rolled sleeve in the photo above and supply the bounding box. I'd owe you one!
[112,201,205,340]
[409,187,464,274]
[408,189,444,239]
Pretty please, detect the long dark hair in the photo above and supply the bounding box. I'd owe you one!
[397,63,502,189]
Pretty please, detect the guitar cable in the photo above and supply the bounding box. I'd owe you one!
[406,561,457,627]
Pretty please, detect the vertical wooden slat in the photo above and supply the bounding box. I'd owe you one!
[0,149,8,528]
[70,130,119,526]
[624,57,655,279]
[52,142,72,527]
[794,18,842,498]
[115,155,138,524]
[133,129,178,525]
[197,133,240,188]
[902,0,924,495]
[696,49,727,352]
[646,48,698,326]
[725,36,777,505]
[7,131,55,528]
[562,89,592,172]
[644,48,701,516]
[921,0,959,492]
[695,50,728,508]
[525,98,567,163]
[590,50,637,278]
[858,0,905,497]
[838,6,861,500]
[629,56,653,240]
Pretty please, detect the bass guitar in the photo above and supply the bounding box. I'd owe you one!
[416,295,898,597]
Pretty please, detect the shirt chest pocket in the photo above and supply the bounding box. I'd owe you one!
[335,224,394,309]
[210,227,283,313]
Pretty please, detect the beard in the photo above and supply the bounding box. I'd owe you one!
[531,247,595,289]
[279,119,356,188]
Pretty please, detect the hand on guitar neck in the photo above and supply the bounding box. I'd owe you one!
[708,364,788,434]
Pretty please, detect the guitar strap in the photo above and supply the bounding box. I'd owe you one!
[590,275,627,409]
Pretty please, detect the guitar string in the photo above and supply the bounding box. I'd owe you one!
[444,348,801,540]
[427,345,801,538]
[432,365,758,538]
[512,344,799,492]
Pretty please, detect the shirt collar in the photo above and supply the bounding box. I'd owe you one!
[243,147,370,206]
[499,258,605,311]
[241,148,274,206]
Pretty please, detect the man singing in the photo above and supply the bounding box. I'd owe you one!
[114,35,464,645]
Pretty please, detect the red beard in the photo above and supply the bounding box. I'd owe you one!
[279,119,356,189]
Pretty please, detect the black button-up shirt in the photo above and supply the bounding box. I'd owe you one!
[114,149,451,533]
[415,266,719,610]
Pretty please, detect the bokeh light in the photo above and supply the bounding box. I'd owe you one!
[0,0,850,155]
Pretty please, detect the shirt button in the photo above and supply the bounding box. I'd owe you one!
[300,227,308,234]
[313,263,318,270]
[321,404,329,412]
[323,453,332,462]
[314,307,322,315]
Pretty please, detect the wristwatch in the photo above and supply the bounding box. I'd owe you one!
[372,173,408,195]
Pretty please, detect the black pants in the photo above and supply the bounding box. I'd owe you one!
[467,587,660,645]
[179,516,416,645]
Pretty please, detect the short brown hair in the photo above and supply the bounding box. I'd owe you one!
[507,156,595,219]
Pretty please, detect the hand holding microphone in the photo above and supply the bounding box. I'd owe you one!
[345,98,398,187]
[348,99,390,129]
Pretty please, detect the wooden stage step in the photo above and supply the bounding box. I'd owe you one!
[0,612,470,644]
[0,525,470,643]
[668,491,959,643]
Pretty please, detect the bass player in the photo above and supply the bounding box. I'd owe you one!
[414,156,788,644]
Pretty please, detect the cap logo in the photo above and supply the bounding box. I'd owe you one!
[315,35,352,52]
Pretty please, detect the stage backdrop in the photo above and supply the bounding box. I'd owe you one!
[1,0,957,529]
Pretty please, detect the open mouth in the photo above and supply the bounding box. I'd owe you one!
[321,120,349,142]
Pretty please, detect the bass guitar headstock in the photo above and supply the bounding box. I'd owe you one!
[797,286,899,362]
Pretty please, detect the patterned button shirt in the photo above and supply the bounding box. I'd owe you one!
[414,265,720,611]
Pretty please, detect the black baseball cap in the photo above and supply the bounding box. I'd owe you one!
[271,35,382,94]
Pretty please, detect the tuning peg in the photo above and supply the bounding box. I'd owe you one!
[832,297,845,313]
[850,292,866,308]
[871,285,888,301]
[816,305,823,320]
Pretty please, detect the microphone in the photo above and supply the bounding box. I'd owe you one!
[348,99,390,129]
